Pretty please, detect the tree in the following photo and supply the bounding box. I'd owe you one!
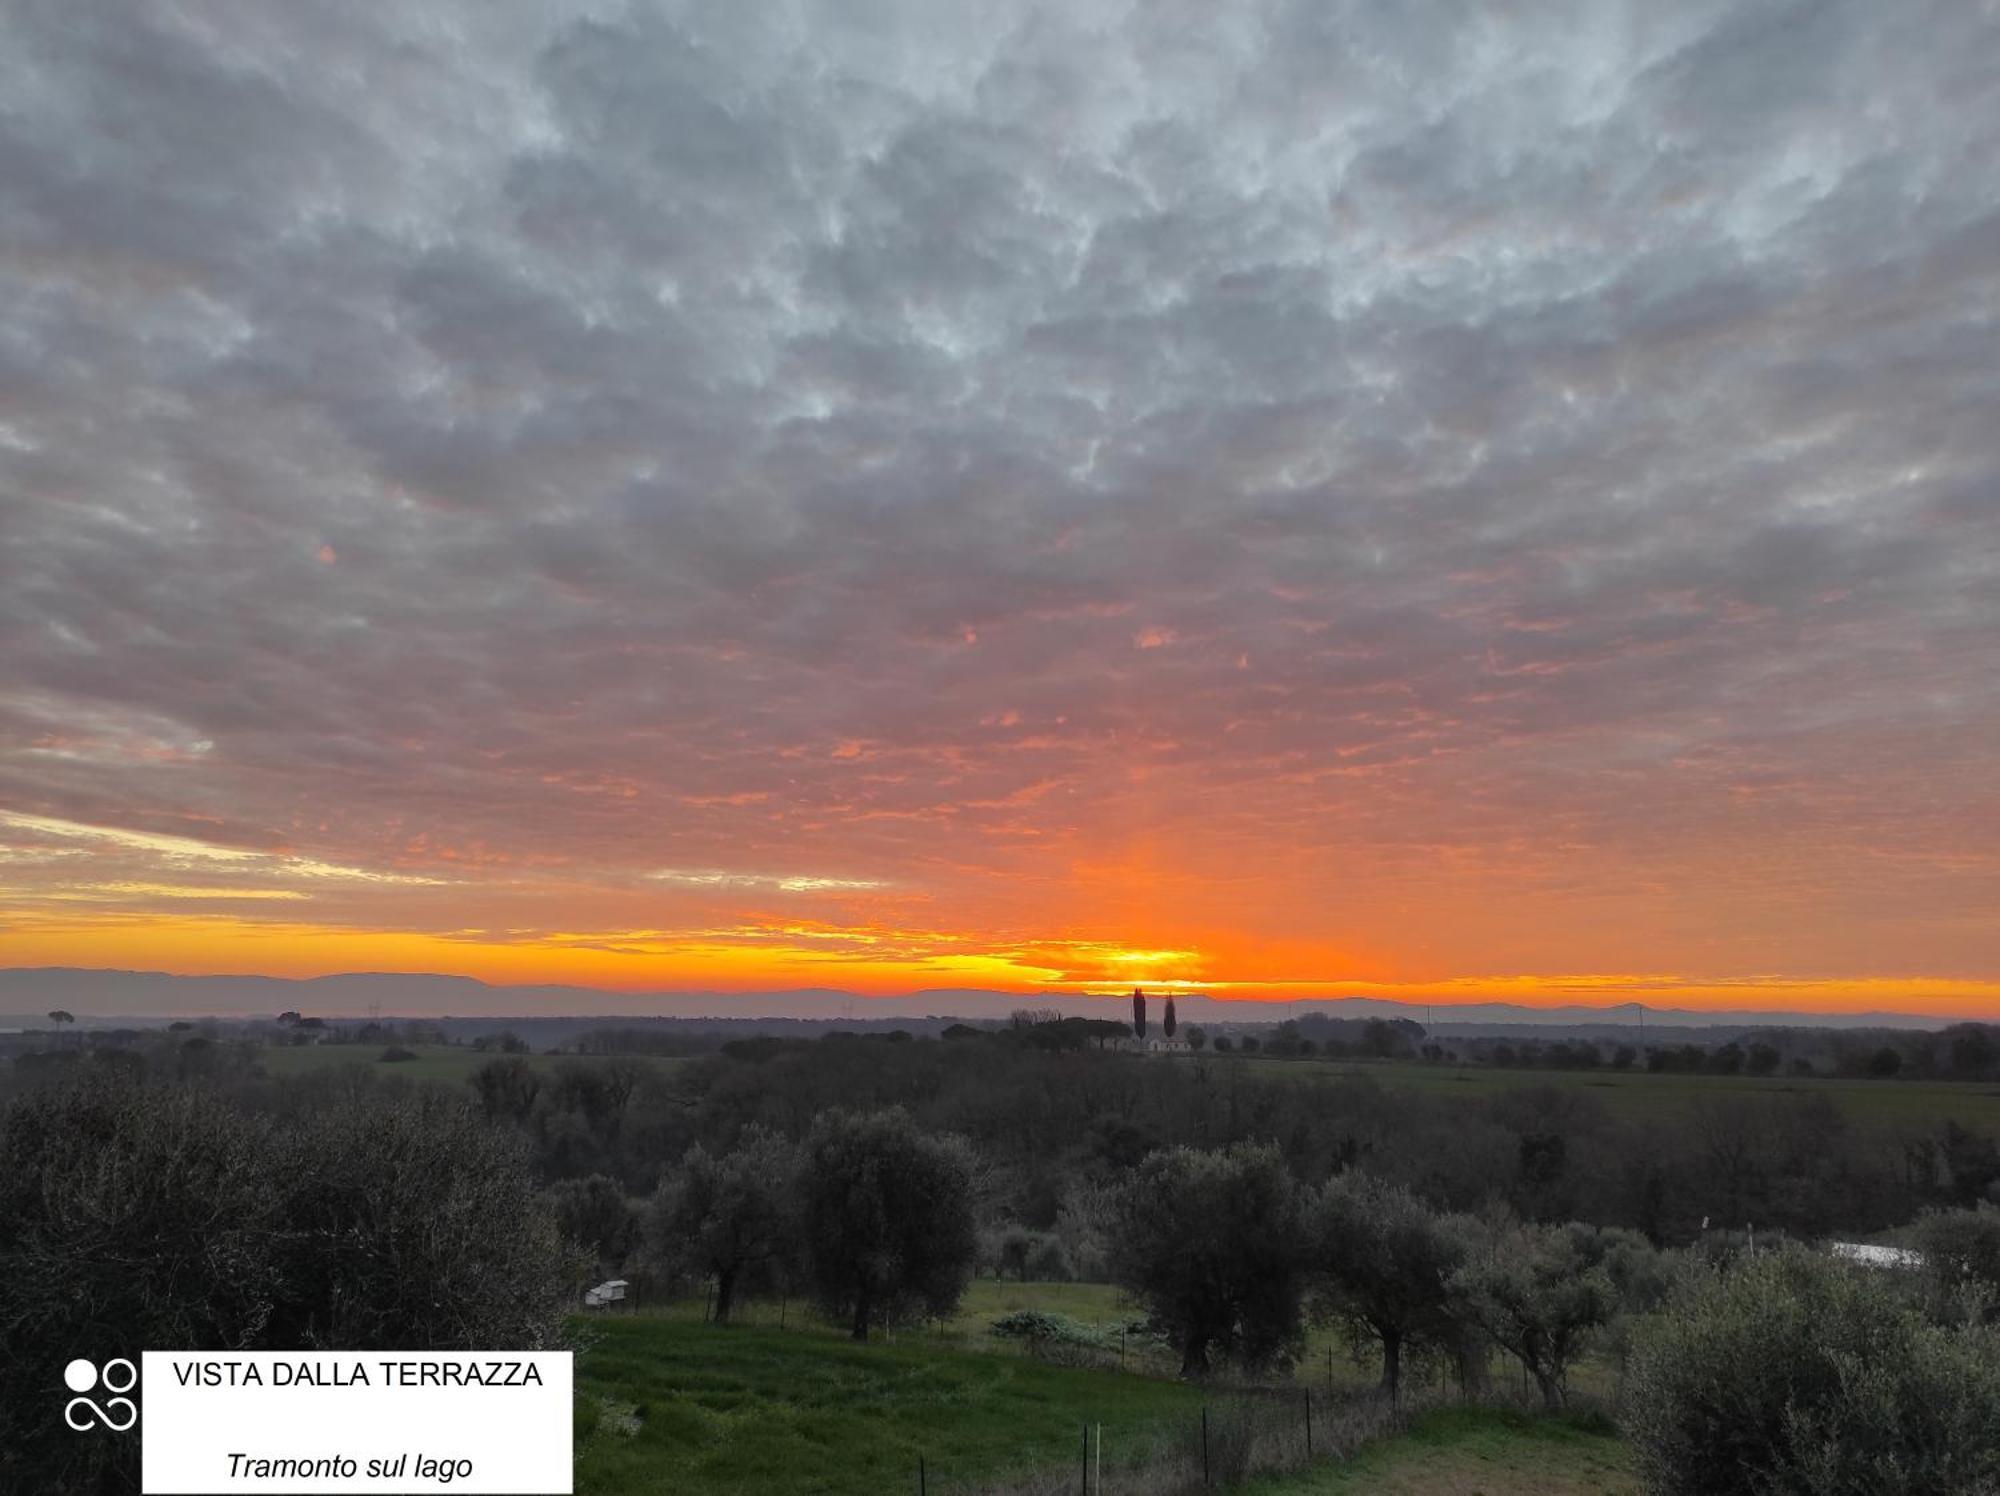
[1163,998,1177,1040]
[1110,1143,1304,1377]
[1449,1222,1615,1409]
[1185,1025,1206,1051]
[548,1174,637,1272]
[650,1127,798,1324]
[1625,1247,2000,1495]
[261,1092,581,1352]
[1132,988,1147,1039]
[800,1109,978,1341]
[470,1055,542,1124]
[45,1010,73,1046]
[1869,1046,1904,1078]
[1945,1024,1997,1079]
[1305,1172,1465,1400]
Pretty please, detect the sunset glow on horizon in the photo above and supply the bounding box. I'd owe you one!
[4,4,1997,1020]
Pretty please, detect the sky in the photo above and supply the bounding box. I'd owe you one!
[2,0,1997,1017]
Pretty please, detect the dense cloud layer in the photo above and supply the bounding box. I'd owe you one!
[2,1,1996,1000]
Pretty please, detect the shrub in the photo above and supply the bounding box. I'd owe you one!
[988,1309,1116,1351]
[1624,1246,2000,1495]
[379,1046,418,1062]
[1912,1204,2000,1320]
[1028,1234,1073,1282]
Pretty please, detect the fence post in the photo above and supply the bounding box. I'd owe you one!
[1305,1388,1313,1459]
[919,1456,926,1496]
[1094,1423,1101,1494]
[1081,1422,1089,1495]
[1201,1405,1210,1489]
[1327,1344,1334,1393]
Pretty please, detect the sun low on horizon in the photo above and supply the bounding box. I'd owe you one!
[3,3,1998,1021]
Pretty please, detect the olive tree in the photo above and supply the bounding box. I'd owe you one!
[548,1173,639,1273]
[650,1125,799,1323]
[1110,1143,1304,1377]
[1305,1171,1464,1399]
[1625,1246,2000,1495]
[1449,1221,1615,1410]
[799,1108,979,1341]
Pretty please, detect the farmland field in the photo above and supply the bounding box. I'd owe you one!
[571,1287,1636,1494]
[1182,1053,2000,1127]
[571,1309,1206,1495]
[1238,1407,1639,1496]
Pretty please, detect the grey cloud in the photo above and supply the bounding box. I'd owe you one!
[1,0,1996,966]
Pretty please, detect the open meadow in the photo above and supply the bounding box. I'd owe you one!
[252,1039,2000,1133]
[1237,1407,1638,1496]
[570,1284,1634,1495]
[571,1306,1207,1495]
[1188,1053,2000,1129]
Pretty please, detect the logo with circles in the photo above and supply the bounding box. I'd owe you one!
[64,1358,138,1432]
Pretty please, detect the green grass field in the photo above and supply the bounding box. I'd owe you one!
[569,1288,1637,1494]
[1190,1054,2000,1127]
[1237,1407,1638,1496]
[252,1042,687,1087]
[707,1275,1616,1404]
[571,1309,1205,1495]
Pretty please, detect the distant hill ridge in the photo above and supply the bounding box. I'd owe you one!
[0,966,1958,1031]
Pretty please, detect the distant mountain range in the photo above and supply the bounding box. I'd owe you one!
[0,966,1960,1032]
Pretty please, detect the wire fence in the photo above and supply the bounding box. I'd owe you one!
[914,1385,1424,1495]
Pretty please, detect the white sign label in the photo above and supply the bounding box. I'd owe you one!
[140,1352,573,1494]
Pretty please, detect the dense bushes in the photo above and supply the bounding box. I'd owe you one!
[1625,1248,2000,1495]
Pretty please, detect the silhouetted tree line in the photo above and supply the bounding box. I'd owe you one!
[12,1020,2000,1260]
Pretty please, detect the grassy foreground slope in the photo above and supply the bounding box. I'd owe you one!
[1237,1407,1638,1496]
[572,1313,1204,1496]
[569,1306,1639,1496]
